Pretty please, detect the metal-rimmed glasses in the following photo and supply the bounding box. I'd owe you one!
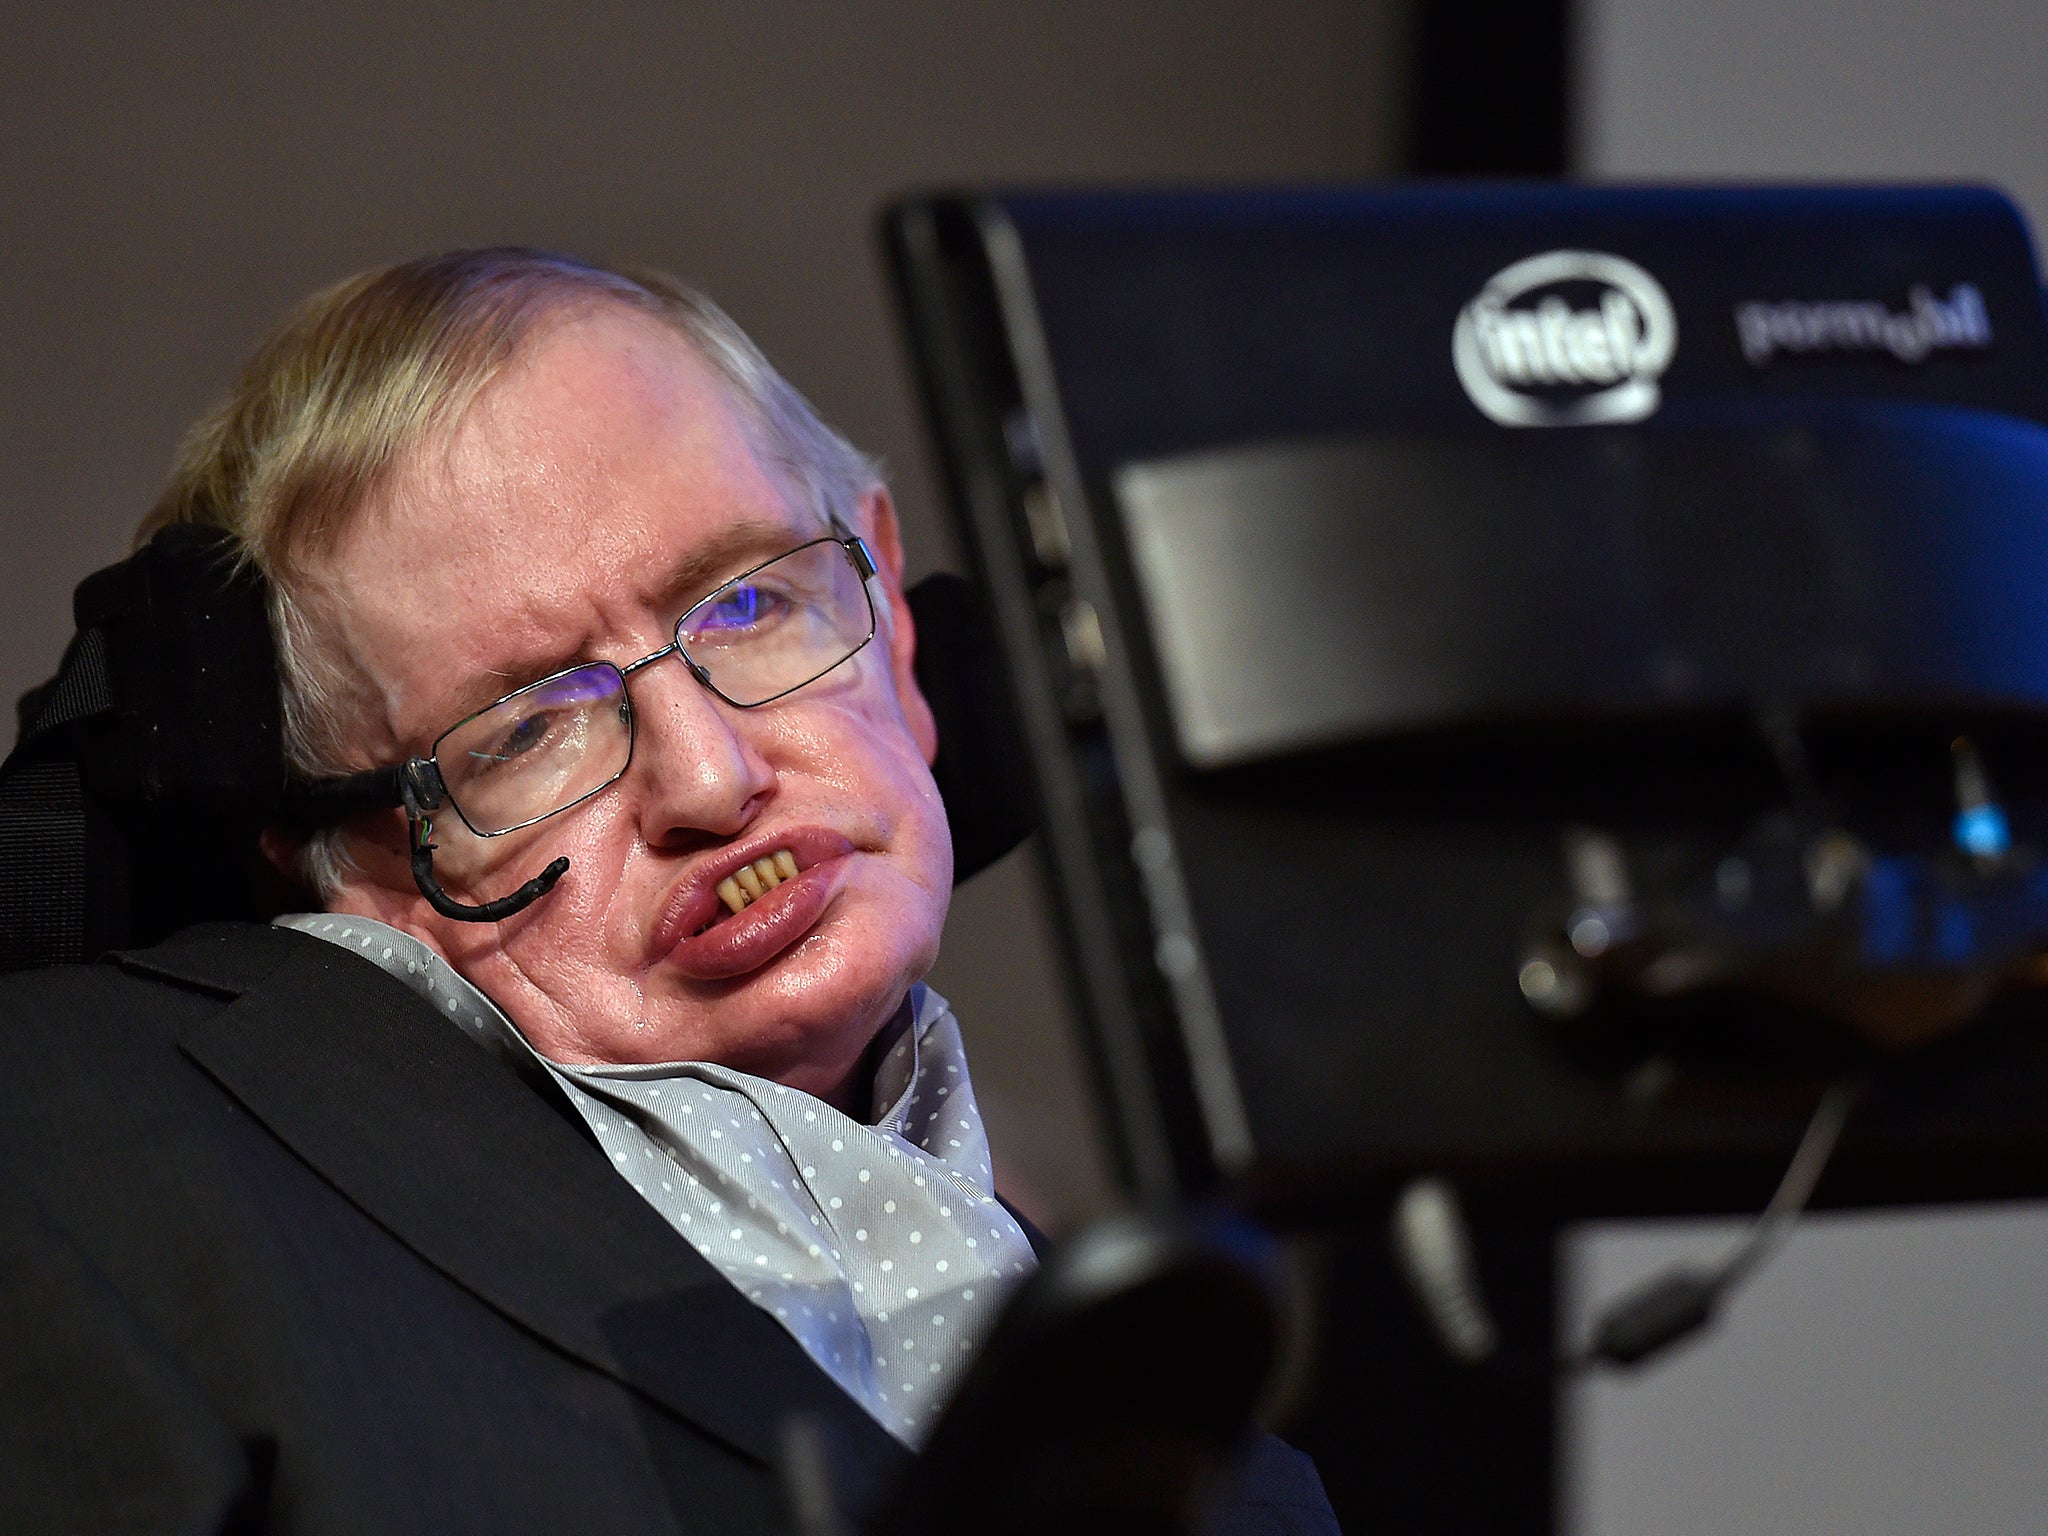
[290,531,881,922]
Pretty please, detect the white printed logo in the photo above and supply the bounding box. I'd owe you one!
[1452,250,1678,428]
[1734,283,1992,367]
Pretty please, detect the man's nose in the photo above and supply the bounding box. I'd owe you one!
[624,658,775,843]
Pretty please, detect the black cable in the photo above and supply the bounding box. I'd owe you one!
[1573,1078,1862,1370]
[1392,1079,1863,1375]
[408,834,568,924]
[397,764,568,923]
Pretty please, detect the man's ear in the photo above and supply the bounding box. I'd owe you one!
[257,824,303,882]
[253,824,323,912]
[258,813,417,921]
[856,484,940,766]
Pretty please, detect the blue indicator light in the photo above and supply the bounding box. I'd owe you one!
[1954,803,2012,858]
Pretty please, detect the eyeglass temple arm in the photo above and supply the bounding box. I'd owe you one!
[823,509,879,577]
[278,761,412,828]
[846,534,878,581]
[281,759,569,924]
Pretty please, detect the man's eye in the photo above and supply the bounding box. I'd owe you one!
[470,710,557,768]
[693,582,792,636]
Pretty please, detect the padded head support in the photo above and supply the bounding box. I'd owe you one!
[1,525,280,970]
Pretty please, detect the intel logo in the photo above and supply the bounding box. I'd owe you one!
[1452,250,1678,428]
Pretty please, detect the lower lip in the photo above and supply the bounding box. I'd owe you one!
[661,855,851,980]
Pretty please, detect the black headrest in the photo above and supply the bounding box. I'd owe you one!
[1,525,280,970]
[906,570,1037,884]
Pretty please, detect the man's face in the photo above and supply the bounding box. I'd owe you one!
[317,305,951,1106]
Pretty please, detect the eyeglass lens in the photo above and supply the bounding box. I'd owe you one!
[436,663,634,835]
[432,539,875,836]
[679,539,875,706]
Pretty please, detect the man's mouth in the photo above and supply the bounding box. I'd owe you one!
[658,831,855,981]
[710,848,802,926]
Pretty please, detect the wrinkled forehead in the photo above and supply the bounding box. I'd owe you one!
[313,307,821,749]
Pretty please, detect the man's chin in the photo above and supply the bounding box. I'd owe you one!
[653,1000,894,1108]
[619,872,943,1087]
[637,923,914,1053]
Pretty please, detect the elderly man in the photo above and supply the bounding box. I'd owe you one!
[0,250,1334,1533]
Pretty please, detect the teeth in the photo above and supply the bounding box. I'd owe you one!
[713,849,799,918]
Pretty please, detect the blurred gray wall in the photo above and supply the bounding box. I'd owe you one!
[1562,1206,2048,1536]
[1581,0,2048,233]
[0,2,1403,1233]
[1568,5,2048,1531]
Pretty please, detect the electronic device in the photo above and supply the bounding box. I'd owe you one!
[885,184,2048,1222]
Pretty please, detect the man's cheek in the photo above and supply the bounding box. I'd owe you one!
[423,814,561,885]
[790,652,920,744]
[791,695,937,787]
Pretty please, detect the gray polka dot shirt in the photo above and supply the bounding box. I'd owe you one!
[277,913,1038,1446]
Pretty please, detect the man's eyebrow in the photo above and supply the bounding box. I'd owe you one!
[432,515,816,730]
[655,516,813,611]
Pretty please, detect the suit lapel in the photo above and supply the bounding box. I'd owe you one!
[155,925,906,1478]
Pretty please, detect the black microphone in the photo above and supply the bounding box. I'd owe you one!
[408,840,569,924]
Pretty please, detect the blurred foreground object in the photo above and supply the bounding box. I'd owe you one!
[787,1211,1312,1536]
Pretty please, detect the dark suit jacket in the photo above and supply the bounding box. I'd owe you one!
[0,923,1335,1534]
